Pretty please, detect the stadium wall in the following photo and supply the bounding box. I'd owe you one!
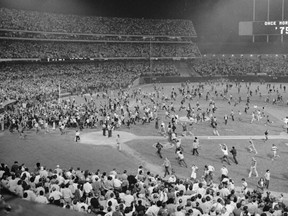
[140,76,288,84]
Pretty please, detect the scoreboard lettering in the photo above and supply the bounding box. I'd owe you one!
[254,21,288,35]
[239,21,288,36]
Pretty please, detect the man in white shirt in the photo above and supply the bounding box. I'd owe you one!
[8,176,20,193]
[83,178,93,194]
[55,165,63,175]
[123,190,134,207]
[176,150,187,168]
[49,187,62,205]
[106,193,118,211]
[23,187,37,201]
[113,177,122,192]
[220,165,229,181]
[35,190,49,204]
[218,185,230,199]
[77,198,89,212]
[220,144,231,165]
[39,167,48,179]
[196,183,206,197]
[145,201,161,216]
[211,198,223,212]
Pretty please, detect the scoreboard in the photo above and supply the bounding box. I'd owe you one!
[239,21,288,36]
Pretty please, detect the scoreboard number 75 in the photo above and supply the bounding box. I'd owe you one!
[279,26,288,35]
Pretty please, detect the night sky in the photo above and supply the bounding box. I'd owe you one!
[0,0,287,42]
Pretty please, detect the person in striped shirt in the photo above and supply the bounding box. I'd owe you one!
[271,144,280,160]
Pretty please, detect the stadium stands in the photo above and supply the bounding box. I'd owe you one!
[190,55,288,77]
[1,6,288,216]
[0,40,199,59]
[0,8,197,36]
[0,160,287,215]
[0,60,180,103]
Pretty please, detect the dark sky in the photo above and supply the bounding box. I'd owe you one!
[0,0,210,19]
[0,0,287,42]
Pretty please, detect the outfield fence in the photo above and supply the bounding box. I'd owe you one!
[139,75,288,84]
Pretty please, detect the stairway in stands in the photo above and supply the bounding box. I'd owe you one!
[177,61,202,77]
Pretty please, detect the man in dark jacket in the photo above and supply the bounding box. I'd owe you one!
[230,146,238,164]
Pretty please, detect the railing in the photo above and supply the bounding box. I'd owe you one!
[0,36,194,44]
[0,28,197,38]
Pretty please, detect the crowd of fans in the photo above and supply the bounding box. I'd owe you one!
[191,56,288,76]
[260,56,288,76]
[0,161,286,215]
[0,8,196,36]
[0,40,200,59]
[1,5,288,216]
[191,57,259,76]
[0,61,179,104]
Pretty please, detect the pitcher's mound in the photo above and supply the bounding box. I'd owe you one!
[80,131,137,146]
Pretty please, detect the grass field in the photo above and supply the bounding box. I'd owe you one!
[1,81,288,197]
